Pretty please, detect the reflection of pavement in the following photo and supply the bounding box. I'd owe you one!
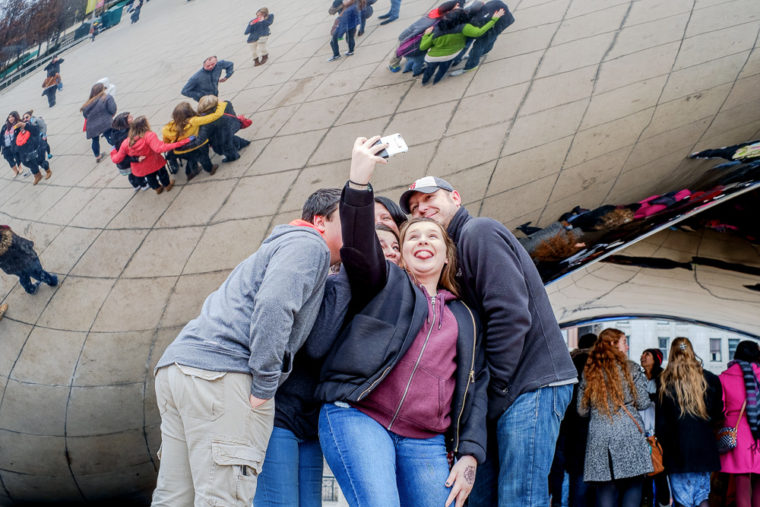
[0,0,759,501]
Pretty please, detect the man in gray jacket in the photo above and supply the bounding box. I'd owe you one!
[180,56,234,101]
[151,188,342,506]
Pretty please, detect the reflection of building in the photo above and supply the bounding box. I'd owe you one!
[569,320,759,375]
[322,462,348,506]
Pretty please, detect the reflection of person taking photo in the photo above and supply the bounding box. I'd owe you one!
[245,8,274,66]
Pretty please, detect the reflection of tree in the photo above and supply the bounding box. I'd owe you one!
[0,0,85,73]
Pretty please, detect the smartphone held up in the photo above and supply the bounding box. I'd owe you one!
[374,133,408,158]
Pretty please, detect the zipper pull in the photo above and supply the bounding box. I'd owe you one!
[469,370,475,382]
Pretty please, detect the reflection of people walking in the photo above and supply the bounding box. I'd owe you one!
[1,112,22,177]
[0,226,58,295]
[43,56,64,90]
[41,73,60,107]
[245,8,274,66]
[81,83,117,162]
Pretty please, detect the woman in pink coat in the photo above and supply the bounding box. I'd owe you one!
[720,340,760,507]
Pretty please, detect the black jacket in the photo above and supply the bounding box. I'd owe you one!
[274,269,352,440]
[655,370,724,473]
[471,1,515,34]
[44,58,63,77]
[561,349,591,475]
[447,207,576,420]
[244,14,274,42]
[196,101,241,158]
[15,123,42,162]
[315,185,489,463]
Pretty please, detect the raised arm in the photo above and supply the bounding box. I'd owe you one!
[339,136,390,309]
[190,100,226,127]
[145,131,191,153]
[110,138,129,164]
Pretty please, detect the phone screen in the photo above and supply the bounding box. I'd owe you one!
[375,133,409,158]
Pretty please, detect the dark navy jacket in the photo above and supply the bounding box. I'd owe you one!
[315,185,489,462]
[273,269,351,440]
[180,60,234,101]
[447,207,576,420]
[244,14,274,42]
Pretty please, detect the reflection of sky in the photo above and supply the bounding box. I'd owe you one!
[539,173,760,286]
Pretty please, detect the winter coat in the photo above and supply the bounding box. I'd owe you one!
[180,60,234,101]
[332,3,361,37]
[471,1,515,35]
[419,18,498,58]
[14,123,43,164]
[111,132,189,177]
[446,207,577,420]
[274,269,352,440]
[578,360,653,482]
[27,116,47,138]
[397,6,451,42]
[161,100,227,155]
[1,124,18,156]
[0,227,40,277]
[156,222,331,400]
[245,14,274,42]
[315,185,489,463]
[720,363,760,474]
[561,349,591,476]
[655,370,723,474]
[44,58,63,77]
[196,101,241,158]
[108,127,134,171]
[82,94,117,139]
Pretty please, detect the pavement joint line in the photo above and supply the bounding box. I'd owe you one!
[479,0,575,216]
[536,0,636,225]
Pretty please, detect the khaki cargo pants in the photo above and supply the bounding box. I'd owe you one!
[249,37,269,59]
[152,364,274,506]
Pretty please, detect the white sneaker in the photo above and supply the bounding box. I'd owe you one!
[140,184,150,191]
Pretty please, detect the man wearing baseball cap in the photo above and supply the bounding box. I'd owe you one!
[400,176,577,506]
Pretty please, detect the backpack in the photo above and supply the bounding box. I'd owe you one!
[396,32,424,58]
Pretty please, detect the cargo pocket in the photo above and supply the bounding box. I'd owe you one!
[211,440,264,503]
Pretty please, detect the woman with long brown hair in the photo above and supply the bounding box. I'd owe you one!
[656,337,723,507]
[81,83,117,162]
[110,116,191,194]
[161,100,225,181]
[578,328,652,507]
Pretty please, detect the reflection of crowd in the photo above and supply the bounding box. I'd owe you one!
[516,143,760,283]
[553,333,760,507]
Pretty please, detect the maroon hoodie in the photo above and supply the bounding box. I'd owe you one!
[354,286,458,438]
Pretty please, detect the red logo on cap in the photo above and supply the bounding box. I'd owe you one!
[409,182,416,190]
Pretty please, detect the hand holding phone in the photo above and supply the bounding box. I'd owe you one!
[373,133,408,158]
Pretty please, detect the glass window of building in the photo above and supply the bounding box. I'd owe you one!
[658,336,669,358]
[728,338,741,361]
[710,338,722,362]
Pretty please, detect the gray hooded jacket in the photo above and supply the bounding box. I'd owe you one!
[156,224,330,399]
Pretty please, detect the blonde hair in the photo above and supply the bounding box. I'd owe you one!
[398,217,459,297]
[659,337,708,419]
[581,328,637,420]
[257,7,269,16]
[197,95,219,115]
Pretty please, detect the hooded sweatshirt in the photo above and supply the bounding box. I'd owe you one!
[354,286,459,438]
[156,222,331,399]
[111,131,189,177]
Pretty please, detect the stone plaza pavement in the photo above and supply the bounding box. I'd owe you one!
[0,0,759,502]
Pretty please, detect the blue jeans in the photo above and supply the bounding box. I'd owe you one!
[469,384,573,507]
[402,54,425,75]
[464,33,495,70]
[318,403,451,507]
[421,59,454,85]
[15,257,58,294]
[388,0,401,18]
[254,426,323,507]
[451,38,474,67]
